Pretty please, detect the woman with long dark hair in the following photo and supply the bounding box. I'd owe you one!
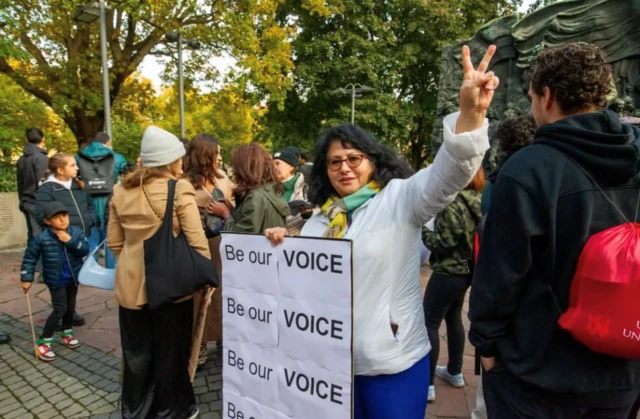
[207,143,289,233]
[183,133,234,367]
[263,46,498,418]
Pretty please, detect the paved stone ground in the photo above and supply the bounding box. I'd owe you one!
[0,247,478,418]
[0,249,223,419]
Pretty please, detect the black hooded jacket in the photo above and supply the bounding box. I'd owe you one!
[469,110,640,405]
[16,143,49,210]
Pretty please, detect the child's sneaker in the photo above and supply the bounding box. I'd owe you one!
[61,330,81,349]
[37,338,56,362]
[435,365,465,388]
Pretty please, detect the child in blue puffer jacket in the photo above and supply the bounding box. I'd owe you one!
[20,201,89,362]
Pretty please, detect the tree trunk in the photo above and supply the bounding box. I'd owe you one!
[410,130,429,171]
[66,108,106,152]
[410,140,423,171]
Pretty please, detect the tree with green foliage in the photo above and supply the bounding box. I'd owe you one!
[262,0,514,169]
[0,0,296,149]
[153,83,259,154]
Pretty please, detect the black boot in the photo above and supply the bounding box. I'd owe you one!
[73,312,85,326]
[0,333,11,344]
[56,312,86,331]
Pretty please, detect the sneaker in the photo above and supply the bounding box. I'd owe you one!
[435,365,465,388]
[37,338,56,362]
[61,330,81,349]
[428,385,436,402]
[187,407,199,419]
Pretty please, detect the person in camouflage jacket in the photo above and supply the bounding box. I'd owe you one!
[423,189,482,274]
[422,169,484,403]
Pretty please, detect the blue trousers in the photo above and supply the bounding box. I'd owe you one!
[354,354,430,419]
[89,225,116,269]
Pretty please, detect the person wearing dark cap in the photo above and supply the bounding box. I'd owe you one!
[273,147,312,236]
[20,201,89,362]
[273,148,307,202]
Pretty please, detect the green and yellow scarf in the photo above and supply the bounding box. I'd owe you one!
[282,173,301,201]
[321,181,381,238]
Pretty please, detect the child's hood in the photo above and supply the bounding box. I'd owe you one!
[44,175,73,190]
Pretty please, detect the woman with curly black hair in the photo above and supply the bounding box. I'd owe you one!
[264,45,499,418]
[481,113,536,215]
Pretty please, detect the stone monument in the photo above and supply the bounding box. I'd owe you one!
[431,0,640,171]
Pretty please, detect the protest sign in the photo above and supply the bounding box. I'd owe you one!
[221,233,353,419]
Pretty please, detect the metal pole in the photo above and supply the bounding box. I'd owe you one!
[99,0,111,138]
[178,35,185,139]
[351,85,356,124]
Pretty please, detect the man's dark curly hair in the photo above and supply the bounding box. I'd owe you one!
[529,43,612,114]
[496,114,536,158]
[308,124,413,206]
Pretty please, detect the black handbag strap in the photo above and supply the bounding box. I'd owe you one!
[142,179,177,235]
[159,179,177,233]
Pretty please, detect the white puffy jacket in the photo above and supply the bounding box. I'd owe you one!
[301,112,489,375]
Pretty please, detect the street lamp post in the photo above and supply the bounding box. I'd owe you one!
[165,32,201,139]
[331,84,376,124]
[74,0,112,138]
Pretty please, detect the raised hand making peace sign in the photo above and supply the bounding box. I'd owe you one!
[456,45,499,134]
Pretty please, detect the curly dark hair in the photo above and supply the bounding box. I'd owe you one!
[529,43,612,114]
[496,114,536,158]
[308,124,413,206]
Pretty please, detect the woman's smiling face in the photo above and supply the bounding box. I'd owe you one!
[326,141,374,197]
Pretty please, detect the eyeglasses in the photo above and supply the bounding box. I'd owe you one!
[328,154,367,171]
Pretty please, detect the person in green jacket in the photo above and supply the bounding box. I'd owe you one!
[206,143,290,233]
[422,168,484,403]
[76,132,128,268]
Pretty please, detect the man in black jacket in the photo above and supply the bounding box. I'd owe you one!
[17,128,48,242]
[469,43,640,418]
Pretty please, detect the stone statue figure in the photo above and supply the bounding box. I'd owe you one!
[513,0,640,106]
[430,15,521,172]
[431,0,640,172]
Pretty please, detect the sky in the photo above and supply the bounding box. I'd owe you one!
[138,0,538,92]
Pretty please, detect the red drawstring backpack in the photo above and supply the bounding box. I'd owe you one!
[557,159,640,359]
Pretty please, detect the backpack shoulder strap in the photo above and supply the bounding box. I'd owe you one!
[560,152,639,224]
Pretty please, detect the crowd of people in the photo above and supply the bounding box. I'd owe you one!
[6,40,640,419]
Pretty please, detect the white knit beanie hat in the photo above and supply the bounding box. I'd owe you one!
[140,126,186,168]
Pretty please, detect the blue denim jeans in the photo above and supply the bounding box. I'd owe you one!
[88,225,116,269]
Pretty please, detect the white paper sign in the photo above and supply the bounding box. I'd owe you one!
[277,237,352,309]
[220,235,279,296]
[221,233,353,419]
[277,356,352,419]
[278,296,352,372]
[224,389,292,419]
[223,341,280,410]
[223,287,278,348]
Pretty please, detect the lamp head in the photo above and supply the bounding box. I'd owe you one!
[165,31,180,43]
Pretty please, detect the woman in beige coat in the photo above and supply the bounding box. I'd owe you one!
[183,133,234,367]
[108,126,210,419]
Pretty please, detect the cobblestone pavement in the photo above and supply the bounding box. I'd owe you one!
[0,247,482,419]
[0,249,223,419]
[0,314,224,419]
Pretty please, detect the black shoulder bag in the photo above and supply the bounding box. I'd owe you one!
[143,179,218,309]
